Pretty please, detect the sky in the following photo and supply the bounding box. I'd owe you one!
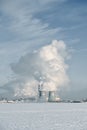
[0,0,87,100]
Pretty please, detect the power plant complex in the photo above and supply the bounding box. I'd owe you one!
[0,83,60,103]
[38,83,59,102]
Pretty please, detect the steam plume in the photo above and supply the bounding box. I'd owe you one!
[10,40,69,97]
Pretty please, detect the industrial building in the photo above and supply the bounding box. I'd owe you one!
[38,84,58,102]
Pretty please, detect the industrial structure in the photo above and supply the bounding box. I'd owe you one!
[48,91,56,102]
[38,84,57,102]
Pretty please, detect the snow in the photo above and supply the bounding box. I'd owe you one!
[0,103,87,130]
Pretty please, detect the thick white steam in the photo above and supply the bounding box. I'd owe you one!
[11,40,69,97]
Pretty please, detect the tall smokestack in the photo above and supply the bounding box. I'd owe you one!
[48,91,55,102]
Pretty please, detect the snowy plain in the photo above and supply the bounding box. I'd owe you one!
[0,103,87,130]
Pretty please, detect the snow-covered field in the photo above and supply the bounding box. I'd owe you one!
[0,103,87,130]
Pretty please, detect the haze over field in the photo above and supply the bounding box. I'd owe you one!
[0,0,87,100]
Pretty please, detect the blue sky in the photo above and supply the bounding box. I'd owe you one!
[0,0,87,99]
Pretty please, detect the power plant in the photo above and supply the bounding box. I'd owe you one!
[38,83,57,102]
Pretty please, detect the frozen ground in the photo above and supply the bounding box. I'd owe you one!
[0,103,87,130]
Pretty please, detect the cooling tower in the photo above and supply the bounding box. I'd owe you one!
[38,91,47,102]
[48,91,55,102]
[38,84,46,101]
[39,91,46,98]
